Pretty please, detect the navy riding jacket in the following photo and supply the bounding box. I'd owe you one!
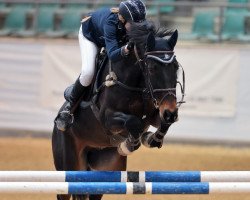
[81,8,127,62]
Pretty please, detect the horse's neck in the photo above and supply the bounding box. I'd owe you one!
[112,57,141,81]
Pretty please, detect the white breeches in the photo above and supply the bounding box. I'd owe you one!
[78,25,98,86]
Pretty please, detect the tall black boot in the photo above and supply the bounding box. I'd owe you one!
[55,78,87,132]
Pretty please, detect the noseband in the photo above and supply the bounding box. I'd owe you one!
[134,45,185,109]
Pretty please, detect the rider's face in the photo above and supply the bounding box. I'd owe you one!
[118,14,126,23]
[118,14,131,32]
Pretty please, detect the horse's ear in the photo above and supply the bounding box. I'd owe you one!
[167,29,178,49]
[146,32,155,51]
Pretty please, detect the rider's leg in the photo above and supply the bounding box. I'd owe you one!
[55,25,98,132]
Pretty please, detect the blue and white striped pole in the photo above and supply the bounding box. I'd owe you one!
[0,182,250,194]
[0,171,250,182]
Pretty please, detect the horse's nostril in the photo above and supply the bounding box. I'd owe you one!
[162,109,178,124]
[163,110,171,121]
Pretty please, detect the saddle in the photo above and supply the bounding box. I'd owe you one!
[64,48,109,108]
[91,48,109,103]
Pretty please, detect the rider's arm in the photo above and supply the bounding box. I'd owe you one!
[104,18,127,62]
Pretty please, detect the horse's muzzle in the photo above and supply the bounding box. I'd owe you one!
[159,95,178,124]
[162,109,178,124]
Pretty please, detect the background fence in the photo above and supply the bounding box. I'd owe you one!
[0,0,250,145]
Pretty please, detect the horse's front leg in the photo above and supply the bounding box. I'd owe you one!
[142,109,178,148]
[105,111,144,156]
[141,122,171,148]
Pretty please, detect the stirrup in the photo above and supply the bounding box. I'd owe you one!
[55,110,74,132]
[61,111,74,123]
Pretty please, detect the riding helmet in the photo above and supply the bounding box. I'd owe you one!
[119,0,146,23]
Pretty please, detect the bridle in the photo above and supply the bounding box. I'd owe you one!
[133,45,185,109]
[95,45,185,109]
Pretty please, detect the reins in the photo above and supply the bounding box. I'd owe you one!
[94,45,185,109]
[134,45,159,108]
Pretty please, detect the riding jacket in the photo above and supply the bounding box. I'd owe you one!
[81,8,127,62]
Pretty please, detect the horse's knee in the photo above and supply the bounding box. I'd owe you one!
[104,112,144,139]
[105,114,125,128]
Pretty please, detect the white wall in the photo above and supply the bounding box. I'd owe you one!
[0,40,250,144]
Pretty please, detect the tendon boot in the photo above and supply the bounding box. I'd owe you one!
[117,134,141,156]
[55,78,87,132]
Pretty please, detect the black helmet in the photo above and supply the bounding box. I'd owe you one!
[119,0,146,23]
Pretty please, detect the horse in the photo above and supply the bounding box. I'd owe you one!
[52,21,185,200]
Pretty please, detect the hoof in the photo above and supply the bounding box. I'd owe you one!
[141,131,163,149]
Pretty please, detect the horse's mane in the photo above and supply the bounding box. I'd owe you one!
[127,21,173,46]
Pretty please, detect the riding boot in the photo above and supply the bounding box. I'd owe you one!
[55,78,87,132]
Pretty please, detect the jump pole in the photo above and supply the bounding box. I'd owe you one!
[1,171,250,182]
[0,182,250,194]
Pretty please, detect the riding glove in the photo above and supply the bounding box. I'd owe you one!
[121,42,134,57]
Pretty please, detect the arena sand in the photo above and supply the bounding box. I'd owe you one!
[0,137,250,200]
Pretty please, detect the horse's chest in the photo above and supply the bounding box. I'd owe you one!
[111,95,144,116]
[128,99,144,115]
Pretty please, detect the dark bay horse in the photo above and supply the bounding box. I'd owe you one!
[52,22,185,200]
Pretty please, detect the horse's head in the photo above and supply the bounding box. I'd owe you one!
[145,30,180,124]
[128,22,184,124]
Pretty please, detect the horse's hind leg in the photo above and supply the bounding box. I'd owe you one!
[52,126,88,200]
[52,126,72,200]
[87,147,127,200]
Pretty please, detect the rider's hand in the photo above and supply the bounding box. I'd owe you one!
[126,41,134,51]
[121,45,129,57]
[121,42,134,57]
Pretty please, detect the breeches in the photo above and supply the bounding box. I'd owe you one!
[78,25,98,86]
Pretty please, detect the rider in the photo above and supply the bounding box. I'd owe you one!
[56,0,147,132]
